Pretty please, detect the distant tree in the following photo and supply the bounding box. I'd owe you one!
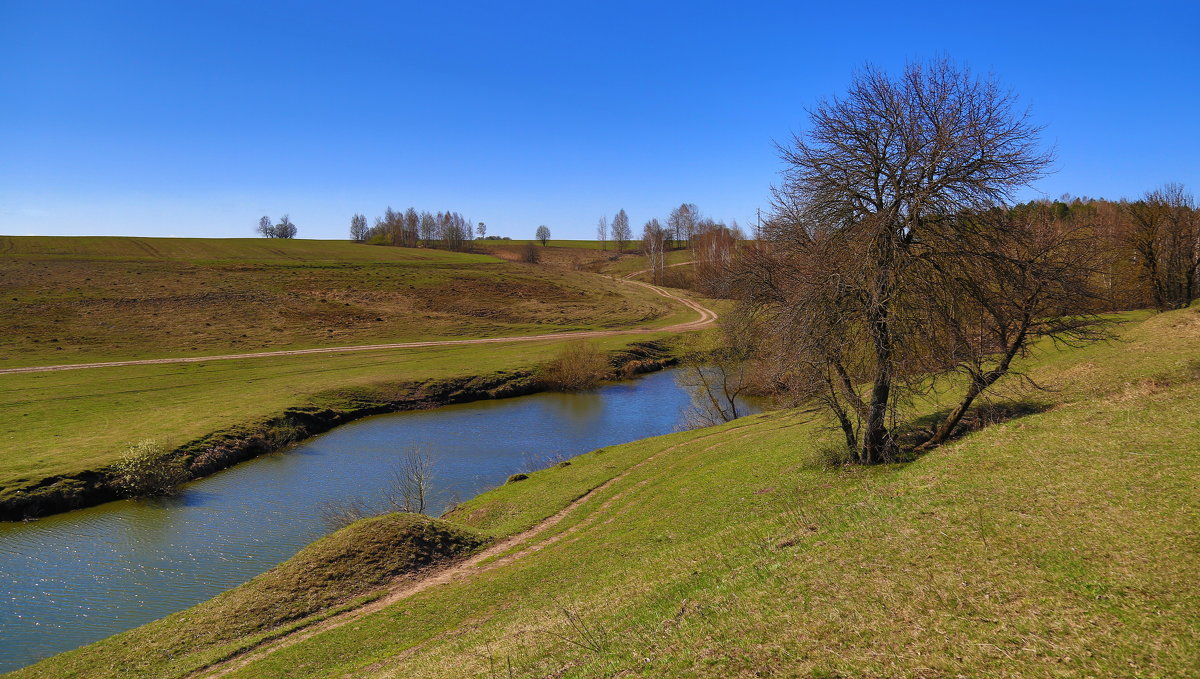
[668,203,699,248]
[419,212,436,246]
[477,222,486,239]
[274,215,297,239]
[535,225,551,246]
[596,215,608,250]
[611,209,631,253]
[257,215,274,238]
[1124,183,1199,310]
[403,208,420,248]
[349,213,369,242]
[522,242,540,263]
[641,218,666,283]
[692,221,739,297]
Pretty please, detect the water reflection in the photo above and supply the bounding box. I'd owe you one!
[0,368,758,672]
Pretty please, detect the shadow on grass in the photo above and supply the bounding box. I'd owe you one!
[895,399,1052,460]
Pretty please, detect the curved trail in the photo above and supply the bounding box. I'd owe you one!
[0,273,713,376]
[187,418,790,679]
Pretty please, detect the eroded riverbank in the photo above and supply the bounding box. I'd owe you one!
[0,342,674,521]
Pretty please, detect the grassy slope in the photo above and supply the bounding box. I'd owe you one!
[0,236,698,498]
[0,236,683,365]
[21,308,1200,678]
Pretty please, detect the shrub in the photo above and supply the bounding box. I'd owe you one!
[538,341,611,391]
[319,497,378,531]
[522,242,540,264]
[813,442,853,470]
[111,440,188,497]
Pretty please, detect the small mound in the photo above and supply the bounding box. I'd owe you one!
[167,513,486,648]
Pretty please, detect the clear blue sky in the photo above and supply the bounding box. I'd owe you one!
[2,1,1197,240]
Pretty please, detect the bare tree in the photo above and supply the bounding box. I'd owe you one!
[692,221,739,297]
[404,208,420,248]
[386,448,435,515]
[668,203,699,249]
[641,218,666,283]
[477,222,487,240]
[596,215,608,250]
[522,242,540,264]
[349,213,369,242]
[761,59,1058,464]
[1124,183,1199,310]
[274,214,297,239]
[257,215,274,238]
[536,224,551,246]
[675,316,755,427]
[611,209,631,253]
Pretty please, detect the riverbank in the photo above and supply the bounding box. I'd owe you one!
[0,340,678,521]
[17,306,1200,678]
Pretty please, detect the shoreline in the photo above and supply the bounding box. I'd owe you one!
[0,341,677,522]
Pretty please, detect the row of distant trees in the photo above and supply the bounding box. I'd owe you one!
[349,207,483,251]
[256,215,297,239]
[591,205,745,285]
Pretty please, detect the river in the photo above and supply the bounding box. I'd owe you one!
[0,368,757,672]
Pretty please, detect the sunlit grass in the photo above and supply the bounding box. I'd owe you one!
[18,307,1200,678]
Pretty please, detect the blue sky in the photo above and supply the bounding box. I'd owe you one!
[2,1,1197,240]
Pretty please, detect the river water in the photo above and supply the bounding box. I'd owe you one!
[0,368,755,672]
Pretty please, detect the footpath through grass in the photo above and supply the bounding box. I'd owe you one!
[18,307,1200,678]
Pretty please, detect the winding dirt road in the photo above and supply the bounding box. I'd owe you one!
[0,273,713,376]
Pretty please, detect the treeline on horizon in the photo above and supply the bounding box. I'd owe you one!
[349,207,478,251]
[1003,186,1199,311]
[337,185,1198,314]
[343,202,746,259]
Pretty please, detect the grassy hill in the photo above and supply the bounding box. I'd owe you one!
[0,236,698,516]
[18,307,1199,678]
[0,236,682,366]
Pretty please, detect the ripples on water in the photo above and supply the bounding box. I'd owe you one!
[0,369,757,671]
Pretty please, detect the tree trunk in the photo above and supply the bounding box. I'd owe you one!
[860,263,897,464]
[918,315,1031,450]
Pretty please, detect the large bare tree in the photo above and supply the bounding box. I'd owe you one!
[764,59,1057,463]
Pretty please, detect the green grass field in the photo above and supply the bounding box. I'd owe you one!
[0,236,681,366]
[20,307,1200,678]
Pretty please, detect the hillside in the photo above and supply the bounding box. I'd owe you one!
[0,236,702,518]
[18,307,1200,678]
[0,236,683,366]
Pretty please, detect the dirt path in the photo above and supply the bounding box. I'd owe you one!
[188,419,772,679]
[0,277,713,376]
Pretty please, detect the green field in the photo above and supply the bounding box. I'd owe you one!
[21,307,1200,678]
[0,236,682,366]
